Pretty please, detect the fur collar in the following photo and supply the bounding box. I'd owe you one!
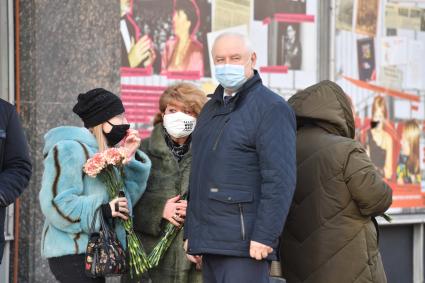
[43,126,98,155]
[146,124,192,160]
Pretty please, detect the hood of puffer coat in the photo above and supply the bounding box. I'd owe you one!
[288,80,355,139]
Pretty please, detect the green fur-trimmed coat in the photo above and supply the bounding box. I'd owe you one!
[125,124,202,283]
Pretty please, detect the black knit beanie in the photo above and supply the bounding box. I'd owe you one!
[72,88,125,128]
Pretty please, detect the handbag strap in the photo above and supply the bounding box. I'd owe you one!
[98,208,110,242]
[89,205,115,243]
[89,206,102,234]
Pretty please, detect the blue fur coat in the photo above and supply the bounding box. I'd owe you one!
[39,126,151,258]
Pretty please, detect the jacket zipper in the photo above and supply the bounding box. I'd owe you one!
[239,203,246,240]
[212,118,230,151]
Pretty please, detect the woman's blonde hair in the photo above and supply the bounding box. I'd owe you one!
[90,124,108,152]
[153,82,207,125]
[403,120,420,174]
[372,96,388,118]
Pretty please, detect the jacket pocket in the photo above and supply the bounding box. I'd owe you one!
[208,189,253,241]
[212,118,230,151]
[208,189,253,204]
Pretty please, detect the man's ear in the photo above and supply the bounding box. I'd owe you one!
[251,52,257,68]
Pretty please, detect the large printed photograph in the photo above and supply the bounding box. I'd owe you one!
[265,0,307,71]
[355,0,379,37]
[120,0,211,78]
[353,93,424,213]
[336,0,354,31]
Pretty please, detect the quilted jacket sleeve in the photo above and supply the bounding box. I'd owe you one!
[251,101,297,248]
[0,105,32,207]
[343,145,393,217]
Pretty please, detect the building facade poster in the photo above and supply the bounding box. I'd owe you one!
[120,0,318,138]
[335,0,425,214]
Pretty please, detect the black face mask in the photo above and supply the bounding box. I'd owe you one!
[371,120,380,129]
[103,121,130,147]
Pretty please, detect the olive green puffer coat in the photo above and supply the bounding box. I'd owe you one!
[124,124,201,283]
[280,81,392,283]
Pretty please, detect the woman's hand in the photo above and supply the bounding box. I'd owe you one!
[162,195,187,227]
[128,35,153,68]
[123,129,141,159]
[109,197,129,220]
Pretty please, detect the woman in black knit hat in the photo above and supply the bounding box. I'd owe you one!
[39,88,152,283]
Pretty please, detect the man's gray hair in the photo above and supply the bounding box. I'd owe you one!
[211,32,253,54]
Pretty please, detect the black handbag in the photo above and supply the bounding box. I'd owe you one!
[85,207,128,277]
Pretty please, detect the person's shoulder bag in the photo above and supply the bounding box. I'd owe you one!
[85,207,128,277]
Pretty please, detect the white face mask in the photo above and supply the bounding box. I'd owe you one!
[163,112,197,138]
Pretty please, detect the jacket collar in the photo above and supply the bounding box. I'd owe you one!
[210,69,262,105]
[43,126,98,155]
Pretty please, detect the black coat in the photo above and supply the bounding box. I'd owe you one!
[184,71,296,260]
[0,99,32,262]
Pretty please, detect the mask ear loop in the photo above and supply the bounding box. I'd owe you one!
[103,120,115,135]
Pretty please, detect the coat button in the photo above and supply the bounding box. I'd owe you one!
[227,197,232,201]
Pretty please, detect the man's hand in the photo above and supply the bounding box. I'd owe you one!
[184,240,202,270]
[249,241,273,260]
[187,255,202,270]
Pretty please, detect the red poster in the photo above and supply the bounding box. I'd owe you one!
[120,0,211,138]
[345,78,425,213]
[121,84,167,139]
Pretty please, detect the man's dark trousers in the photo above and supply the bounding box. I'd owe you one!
[202,254,270,283]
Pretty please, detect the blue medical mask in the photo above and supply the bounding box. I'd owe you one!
[215,59,251,90]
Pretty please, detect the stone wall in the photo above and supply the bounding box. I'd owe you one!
[16,1,120,282]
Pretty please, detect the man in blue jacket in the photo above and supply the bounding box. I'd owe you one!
[184,32,296,283]
[0,99,32,264]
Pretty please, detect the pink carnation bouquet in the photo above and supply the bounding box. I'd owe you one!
[83,147,151,277]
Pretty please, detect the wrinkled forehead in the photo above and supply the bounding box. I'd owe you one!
[212,35,250,57]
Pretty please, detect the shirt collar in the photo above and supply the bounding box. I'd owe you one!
[223,91,237,100]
